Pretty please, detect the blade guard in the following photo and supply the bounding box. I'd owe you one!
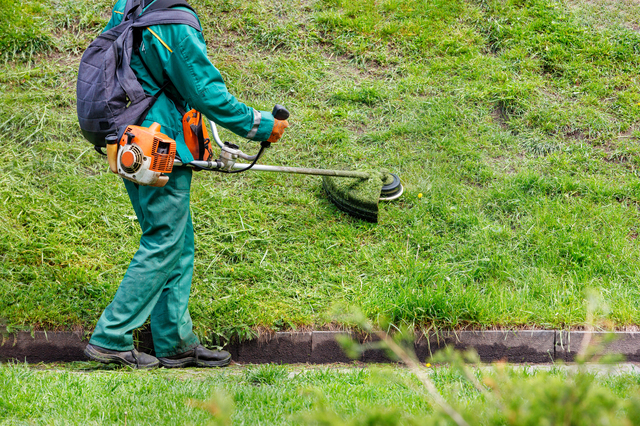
[110,122,177,187]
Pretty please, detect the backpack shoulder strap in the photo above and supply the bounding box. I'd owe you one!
[123,0,142,21]
[132,8,202,32]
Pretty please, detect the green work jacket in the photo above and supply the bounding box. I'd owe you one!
[105,0,275,163]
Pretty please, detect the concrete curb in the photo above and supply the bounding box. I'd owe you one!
[2,329,640,364]
[555,331,640,362]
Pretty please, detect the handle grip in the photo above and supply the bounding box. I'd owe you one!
[272,104,290,121]
[261,104,290,149]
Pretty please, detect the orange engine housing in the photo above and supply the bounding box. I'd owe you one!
[182,109,211,161]
[118,122,176,173]
[107,122,177,187]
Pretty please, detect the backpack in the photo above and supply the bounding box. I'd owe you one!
[76,0,201,153]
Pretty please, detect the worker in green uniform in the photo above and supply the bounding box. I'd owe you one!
[84,0,289,369]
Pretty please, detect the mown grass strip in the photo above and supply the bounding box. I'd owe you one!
[2,362,640,425]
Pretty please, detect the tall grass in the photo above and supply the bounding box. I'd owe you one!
[0,0,53,60]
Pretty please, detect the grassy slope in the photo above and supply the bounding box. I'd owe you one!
[2,0,640,340]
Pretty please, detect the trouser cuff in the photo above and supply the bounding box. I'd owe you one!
[154,338,200,358]
[88,336,135,353]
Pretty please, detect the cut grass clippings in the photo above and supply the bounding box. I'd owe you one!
[2,0,640,342]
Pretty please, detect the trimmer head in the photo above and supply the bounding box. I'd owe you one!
[322,172,403,222]
[380,172,404,200]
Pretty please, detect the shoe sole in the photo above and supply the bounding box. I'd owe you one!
[159,355,232,368]
[84,345,160,370]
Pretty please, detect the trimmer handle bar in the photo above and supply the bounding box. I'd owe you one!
[199,104,290,173]
[272,104,290,121]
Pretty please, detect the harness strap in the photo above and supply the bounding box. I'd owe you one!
[132,0,199,117]
[143,0,196,15]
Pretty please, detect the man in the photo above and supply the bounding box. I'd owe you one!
[84,0,288,368]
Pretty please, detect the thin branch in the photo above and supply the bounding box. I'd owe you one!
[375,331,471,426]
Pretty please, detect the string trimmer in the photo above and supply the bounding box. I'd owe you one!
[106,106,403,222]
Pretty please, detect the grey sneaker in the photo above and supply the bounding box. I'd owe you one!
[84,343,160,369]
[158,345,231,368]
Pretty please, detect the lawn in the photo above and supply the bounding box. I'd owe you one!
[2,361,640,425]
[0,362,437,425]
[2,0,640,343]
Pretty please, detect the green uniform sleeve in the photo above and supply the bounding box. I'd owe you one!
[104,0,127,31]
[162,26,275,141]
[105,2,276,144]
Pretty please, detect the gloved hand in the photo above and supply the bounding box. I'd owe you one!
[267,119,289,143]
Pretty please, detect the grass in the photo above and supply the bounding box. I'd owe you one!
[0,0,52,60]
[2,361,640,425]
[2,0,640,341]
[0,363,433,425]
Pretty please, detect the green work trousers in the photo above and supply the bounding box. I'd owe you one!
[89,167,200,357]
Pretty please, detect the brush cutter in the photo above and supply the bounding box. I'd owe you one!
[107,106,403,222]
